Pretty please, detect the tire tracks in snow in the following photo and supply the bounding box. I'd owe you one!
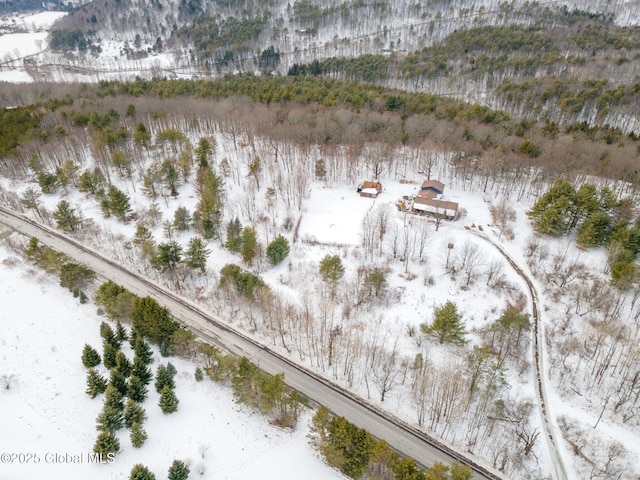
[471,230,569,480]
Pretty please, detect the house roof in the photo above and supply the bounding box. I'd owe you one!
[420,179,445,192]
[412,195,459,215]
[361,181,382,190]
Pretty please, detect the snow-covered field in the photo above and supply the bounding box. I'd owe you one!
[0,11,66,83]
[0,243,344,480]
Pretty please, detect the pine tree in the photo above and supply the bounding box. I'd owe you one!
[185,237,210,272]
[104,384,124,410]
[109,369,129,397]
[194,367,204,382]
[127,375,149,402]
[103,342,118,369]
[159,386,179,414]
[152,241,183,272]
[421,301,466,345]
[96,402,124,432]
[129,463,155,480]
[115,322,129,343]
[133,337,154,365]
[130,422,148,449]
[86,368,108,398]
[319,255,345,283]
[124,399,147,428]
[100,322,121,348]
[132,356,153,385]
[240,227,258,265]
[102,184,132,221]
[168,460,190,480]
[93,430,120,457]
[82,344,101,368]
[155,364,176,393]
[173,207,192,231]
[115,351,131,377]
[53,200,81,232]
[576,212,612,248]
[266,235,290,265]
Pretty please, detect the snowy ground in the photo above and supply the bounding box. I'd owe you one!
[0,11,66,83]
[0,243,344,480]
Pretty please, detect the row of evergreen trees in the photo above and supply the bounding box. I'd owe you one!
[25,237,95,302]
[310,407,472,480]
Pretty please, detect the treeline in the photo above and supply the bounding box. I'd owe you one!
[528,179,640,287]
[310,406,472,480]
[25,237,95,302]
[175,14,268,61]
[49,29,100,53]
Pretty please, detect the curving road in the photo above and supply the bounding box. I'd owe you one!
[0,206,502,480]
[472,231,568,480]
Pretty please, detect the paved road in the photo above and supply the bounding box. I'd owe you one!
[0,206,501,480]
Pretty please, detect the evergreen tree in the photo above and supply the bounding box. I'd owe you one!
[86,368,108,398]
[115,322,129,343]
[103,342,118,370]
[130,297,180,346]
[152,241,183,272]
[196,165,224,239]
[100,322,121,348]
[60,262,95,293]
[184,237,210,272]
[78,168,104,195]
[195,137,213,167]
[155,364,176,393]
[226,218,242,246]
[104,384,124,410]
[527,179,576,235]
[53,200,81,232]
[93,431,120,457]
[130,422,148,449]
[82,344,101,368]
[134,337,154,365]
[115,351,131,377]
[129,464,155,480]
[576,212,612,248]
[159,386,179,414]
[132,356,153,385]
[110,368,129,397]
[319,255,345,283]
[161,159,180,197]
[127,375,149,402]
[38,171,61,194]
[124,399,147,428]
[95,281,135,321]
[168,460,190,480]
[133,123,151,148]
[266,235,290,265]
[421,301,466,345]
[393,457,425,480]
[240,227,258,265]
[194,367,204,382]
[102,184,132,220]
[173,207,192,231]
[363,268,387,298]
[96,402,124,432]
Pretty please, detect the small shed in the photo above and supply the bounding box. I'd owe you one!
[357,181,382,198]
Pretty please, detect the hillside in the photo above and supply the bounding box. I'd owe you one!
[24,0,640,133]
